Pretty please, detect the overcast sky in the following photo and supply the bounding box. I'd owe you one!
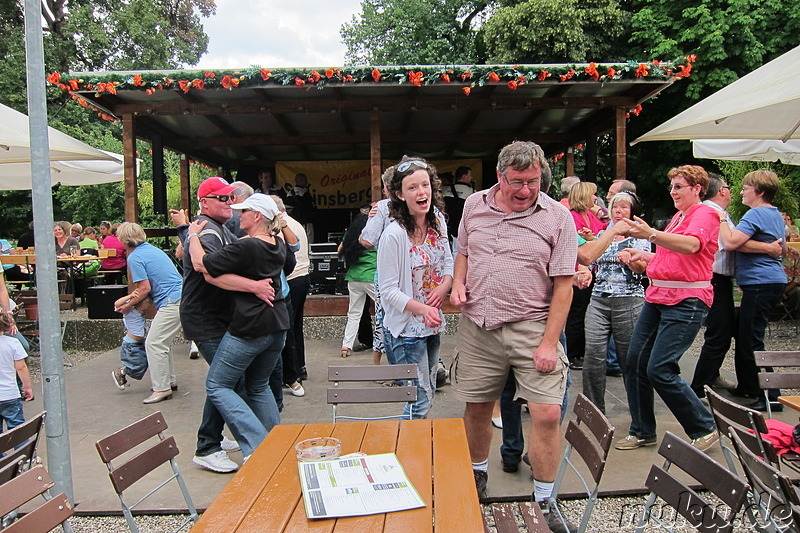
[195,0,365,69]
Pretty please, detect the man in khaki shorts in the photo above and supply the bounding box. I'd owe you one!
[450,141,577,529]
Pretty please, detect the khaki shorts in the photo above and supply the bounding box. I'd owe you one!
[450,317,568,405]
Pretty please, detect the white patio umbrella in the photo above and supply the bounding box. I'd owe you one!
[0,101,116,163]
[692,139,800,165]
[0,150,125,189]
[633,45,800,144]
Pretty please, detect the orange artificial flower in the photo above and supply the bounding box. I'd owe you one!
[343,75,353,82]
[191,79,205,90]
[652,60,661,66]
[632,104,643,116]
[687,54,697,63]
[309,70,321,83]
[77,98,89,108]
[221,75,233,88]
[260,69,271,81]
[68,79,80,90]
[371,68,381,82]
[325,69,335,78]
[294,77,306,86]
[46,72,61,85]
[408,71,423,87]
[460,71,472,81]
[488,72,500,83]
[178,80,191,93]
[205,71,217,78]
[462,86,471,95]
[635,63,649,77]
[145,88,156,95]
[585,62,599,81]
[132,75,145,87]
[441,73,451,83]
[559,69,576,82]
[507,80,518,90]
[537,70,549,81]
[607,67,617,78]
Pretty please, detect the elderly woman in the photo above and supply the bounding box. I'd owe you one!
[187,193,289,459]
[53,221,79,257]
[115,222,183,404]
[718,170,788,411]
[378,156,453,419]
[578,192,649,414]
[615,165,719,452]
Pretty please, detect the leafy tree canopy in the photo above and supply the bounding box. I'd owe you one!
[481,0,630,64]
[341,0,494,65]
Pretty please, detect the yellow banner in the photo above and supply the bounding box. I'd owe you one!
[276,159,483,210]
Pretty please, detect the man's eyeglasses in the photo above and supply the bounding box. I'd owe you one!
[397,160,428,173]
[503,175,540,190]
[203,195,232,202]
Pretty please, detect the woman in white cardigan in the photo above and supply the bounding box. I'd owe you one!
[377,156,453,419]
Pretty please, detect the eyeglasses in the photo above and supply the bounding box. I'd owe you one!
[742,186,754,192]
[203,195,232,202]
[397,160,428,173]
[667,183,692,192]
[503,175,540,190]
[721,186,731,190]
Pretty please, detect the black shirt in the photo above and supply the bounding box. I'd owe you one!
[203,236,289,338]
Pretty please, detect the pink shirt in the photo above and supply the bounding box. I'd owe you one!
[571,209,607,235]
[101,235,127,270]
[645,203,719,307]
[457,185,577,329]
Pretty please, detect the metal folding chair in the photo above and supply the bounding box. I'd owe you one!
[0,411,45,473]
[327,365,417,422]
[95,411,198,533]
[755,351,800,418]
[0,465,73,533]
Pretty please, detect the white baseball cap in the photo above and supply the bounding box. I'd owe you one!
[230,193,279,219]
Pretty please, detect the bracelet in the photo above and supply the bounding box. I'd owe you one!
[647,231,658,243]
[187,233,199,239]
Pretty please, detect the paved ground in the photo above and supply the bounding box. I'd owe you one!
[22,322,800,514]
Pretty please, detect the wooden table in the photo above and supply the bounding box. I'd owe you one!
[788,241,800,253]
[192,418,484,533]
[778,396,800,412]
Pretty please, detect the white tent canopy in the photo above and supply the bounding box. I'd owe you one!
[0,150,125,190]
[633,45,800,144]
[0,101,116,163]
[692,139,800,166]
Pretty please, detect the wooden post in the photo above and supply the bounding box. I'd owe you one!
[565,147,575,177]
[585,127,597,182]
[370,109,382,203]
[180,154,191,213]
[122,114,138,222]
[615,107,627,180]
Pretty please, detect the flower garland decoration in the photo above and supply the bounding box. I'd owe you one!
[46,56,696,122]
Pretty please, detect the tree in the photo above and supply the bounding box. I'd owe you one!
[481,0,630,63]
[341,0,494,65]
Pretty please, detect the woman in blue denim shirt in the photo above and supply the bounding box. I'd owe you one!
[377,157,453,419]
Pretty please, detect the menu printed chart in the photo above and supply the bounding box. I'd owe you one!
[298,453,426,519]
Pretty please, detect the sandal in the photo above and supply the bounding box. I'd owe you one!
[341,347,351,358]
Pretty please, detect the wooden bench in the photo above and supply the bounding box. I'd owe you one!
[487,501,551,533]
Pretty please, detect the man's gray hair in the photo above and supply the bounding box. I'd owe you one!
[612,179,637,194]
[704,173,725,201]
[230,181,254,199]
[270,195,287,212]
[560,176,580,196]
[496,141,551,191]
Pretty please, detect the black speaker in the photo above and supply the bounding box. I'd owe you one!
[87,285,128,319]
[152,134,166,214]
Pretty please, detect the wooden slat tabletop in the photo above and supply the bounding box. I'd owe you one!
[192,419,483,533]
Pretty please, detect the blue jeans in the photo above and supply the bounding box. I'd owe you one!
[206,331,286,457]
[195,337,226,457]
[735,283,785,399]
[384,332,440,419]
[0,398,24,432]
[120,339,148,380]
[625,299,715,440]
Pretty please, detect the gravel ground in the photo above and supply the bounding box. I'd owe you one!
[21,319,800,532]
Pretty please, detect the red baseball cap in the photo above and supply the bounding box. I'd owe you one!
[198,177,238,199]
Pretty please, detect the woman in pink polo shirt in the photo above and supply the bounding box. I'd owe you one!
[613,165,719,453]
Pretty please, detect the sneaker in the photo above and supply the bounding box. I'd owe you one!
[193,451,239,473]
[436,362,448,389]
[546,508,578,533]
[221,436,240,452]
[502,459,520,473]
[606,367,623,377]
[473,470,488,499]
[691,431,720,453]
[288,382,305,397]
[189,341,200,360]
[111,367,127,390]
[711,375,736,390]
[614,435,657,450]
[491,416,503,429]
[568,358,583,371]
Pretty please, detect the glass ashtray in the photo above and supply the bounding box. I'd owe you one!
[295,437,342,462]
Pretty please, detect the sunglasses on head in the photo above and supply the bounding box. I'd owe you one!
[396,160,428,173]
[203,195,231,202]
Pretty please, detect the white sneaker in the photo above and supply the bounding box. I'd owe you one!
[193,451,238,473]
[221,436,240,452]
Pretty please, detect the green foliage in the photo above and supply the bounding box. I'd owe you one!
[341,0,493,65]
[481,0,630,63]
[715,160,800,222]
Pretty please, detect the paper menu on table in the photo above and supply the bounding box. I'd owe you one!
[298,453,426,519]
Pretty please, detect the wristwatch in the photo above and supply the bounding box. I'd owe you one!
[648,231,658,243]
